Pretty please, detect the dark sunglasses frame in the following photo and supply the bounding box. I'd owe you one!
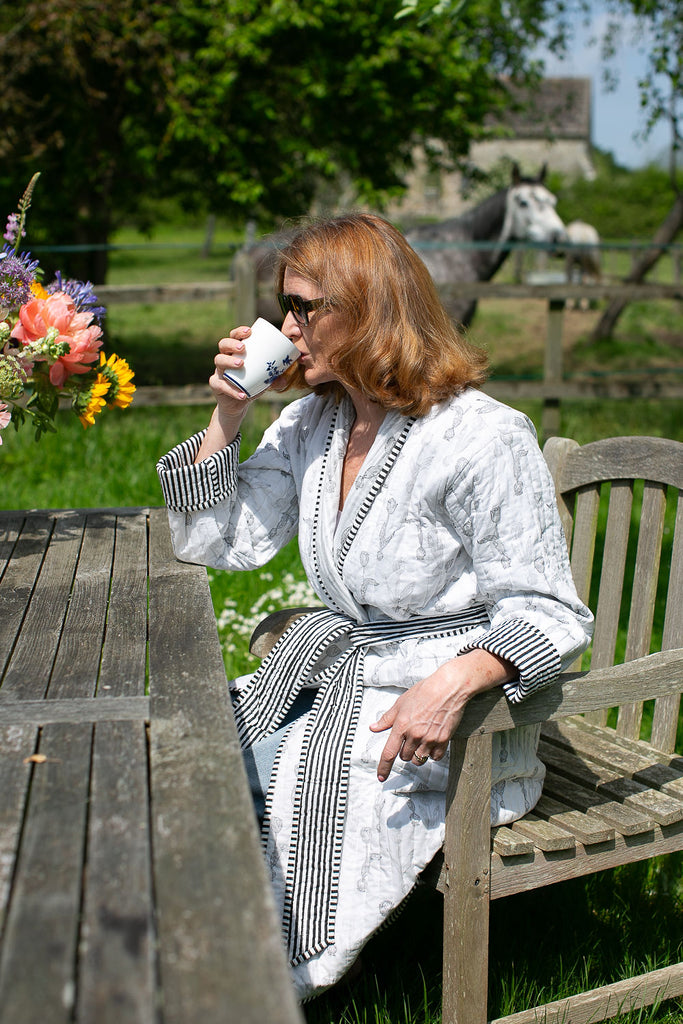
[277,292,325,326]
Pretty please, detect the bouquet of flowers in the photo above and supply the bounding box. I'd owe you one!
[0,173,135,445]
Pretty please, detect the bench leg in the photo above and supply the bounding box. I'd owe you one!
[442,732,493,1024]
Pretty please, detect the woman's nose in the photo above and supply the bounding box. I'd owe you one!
[281,311,301,337]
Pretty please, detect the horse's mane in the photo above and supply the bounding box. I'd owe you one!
[408,188,509,242]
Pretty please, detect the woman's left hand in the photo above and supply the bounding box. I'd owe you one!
[369,649,516,782]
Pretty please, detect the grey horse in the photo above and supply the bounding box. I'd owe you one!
[405,164,567,327]
[233,165,566,328]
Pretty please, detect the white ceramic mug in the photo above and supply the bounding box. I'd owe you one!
[222,317,300,397]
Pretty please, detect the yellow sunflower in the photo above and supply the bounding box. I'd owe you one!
[30,280,49,300]
[99,352,136,409]
[78,377,110,428]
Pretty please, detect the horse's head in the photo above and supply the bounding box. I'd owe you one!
[500,164,567,246]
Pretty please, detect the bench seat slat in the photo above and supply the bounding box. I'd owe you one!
[543,718,683,798]
[538,740,683,827]
[526,794,614,845]
[541,769,654,835]
[510,814,576,852]
[492,827,535,857]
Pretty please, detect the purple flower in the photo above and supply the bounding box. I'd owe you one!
[0,253,33,310]
[1,243,40,277]
[3,213,24,245]
[48,272,106,322]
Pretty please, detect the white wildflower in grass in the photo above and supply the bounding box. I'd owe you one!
[215,566,319,678]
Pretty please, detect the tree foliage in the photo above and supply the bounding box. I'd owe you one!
[585,0,683,337]
[593,0,682,186]
[551,154,677,237]
[1,0,554,280]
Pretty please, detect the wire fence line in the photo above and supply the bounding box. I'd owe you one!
[87,243,682,436]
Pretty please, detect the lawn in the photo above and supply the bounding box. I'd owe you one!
[2,226,682,1023]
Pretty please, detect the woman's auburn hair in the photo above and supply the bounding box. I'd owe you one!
[273,212,489,417]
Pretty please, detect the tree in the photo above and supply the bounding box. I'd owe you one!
[587,0,683,339]
[1,0,555,282]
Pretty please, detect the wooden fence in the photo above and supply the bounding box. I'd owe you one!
[97,270,683,441]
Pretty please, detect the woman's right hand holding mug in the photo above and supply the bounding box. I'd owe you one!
[194,326,254,463]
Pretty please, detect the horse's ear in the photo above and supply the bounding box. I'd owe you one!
[511,162,521,186]
[538,163,548,183]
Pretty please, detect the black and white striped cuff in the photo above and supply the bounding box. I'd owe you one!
[461,617,562,703]
[156,431,240,512]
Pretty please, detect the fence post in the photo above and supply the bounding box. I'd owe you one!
[542,297,565,442]
[232,250,257,326]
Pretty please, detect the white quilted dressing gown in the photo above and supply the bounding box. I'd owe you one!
[157,388,593,998]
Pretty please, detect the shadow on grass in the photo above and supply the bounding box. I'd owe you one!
[304,855,683,1024]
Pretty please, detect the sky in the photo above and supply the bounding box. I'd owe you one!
[537,4,671,169]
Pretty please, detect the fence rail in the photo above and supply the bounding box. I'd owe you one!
[97,279,683,306]
[99,274,682,440]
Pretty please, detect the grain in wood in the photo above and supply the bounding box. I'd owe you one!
[48,513,115,699]
[98,513,148,697]
[0,515,84,701]
[77,720,155,1024]
[0,722,91,1024]
[0,724,34,936]
[542,769,654,835]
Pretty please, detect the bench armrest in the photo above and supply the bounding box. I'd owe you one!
[455,648,683,737]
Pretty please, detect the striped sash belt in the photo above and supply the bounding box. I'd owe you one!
[232,604,489,964]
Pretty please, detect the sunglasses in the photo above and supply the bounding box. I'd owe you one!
[277,293,325,326]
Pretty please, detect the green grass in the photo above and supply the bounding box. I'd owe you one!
[105,299,231,386]
[107,217,242,284]
[3,227,683,1024]
[303,857,683,1023]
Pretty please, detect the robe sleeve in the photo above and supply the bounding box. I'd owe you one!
[444,421,593,703]
[156,410,301,571]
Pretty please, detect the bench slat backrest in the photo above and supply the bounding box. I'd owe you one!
[544,435,683,753]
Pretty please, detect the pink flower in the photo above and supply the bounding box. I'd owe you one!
[10,292,103,387]
[0,401,11,444]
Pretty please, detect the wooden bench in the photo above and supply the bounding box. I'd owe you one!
[0,507,303,1024]
[250,434,683,1023]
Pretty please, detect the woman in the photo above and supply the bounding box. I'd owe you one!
[157,212,593,999]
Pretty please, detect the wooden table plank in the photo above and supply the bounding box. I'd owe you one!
[0,722,92,1024]
[0,514,22,579]
[77,720,155,1024]
[0,724,34,938]
[98,514,148,697]
[0,514,52,682]
[0,696,150,725]
[147,508,303,1024]
[48,513,115,699]
[0,515,84,701]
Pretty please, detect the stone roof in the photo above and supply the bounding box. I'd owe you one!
[491,77,592,140]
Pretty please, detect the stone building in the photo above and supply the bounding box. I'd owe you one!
[388,77,595,222]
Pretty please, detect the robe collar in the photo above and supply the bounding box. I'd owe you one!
[308,395,415,621]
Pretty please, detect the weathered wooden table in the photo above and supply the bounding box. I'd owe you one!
[0,507,303,1024]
